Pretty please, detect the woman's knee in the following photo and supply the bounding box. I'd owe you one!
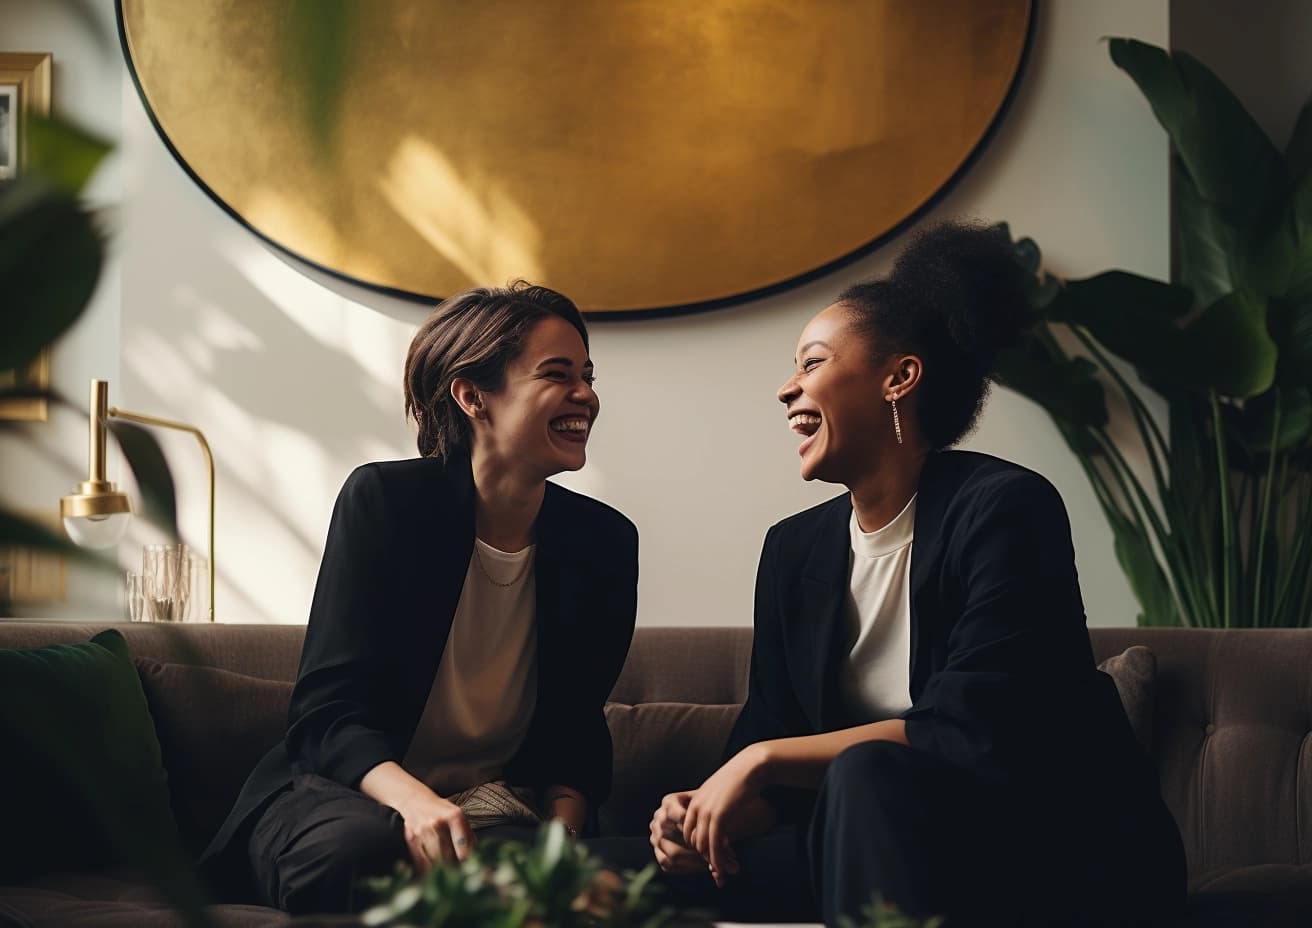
[251,792,404,913]
[272,805,407,914]
[825,740,918,794]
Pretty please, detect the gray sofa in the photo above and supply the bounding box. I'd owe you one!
[0,622,1309,926]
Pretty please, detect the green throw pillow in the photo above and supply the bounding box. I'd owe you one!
[0,629,183,877]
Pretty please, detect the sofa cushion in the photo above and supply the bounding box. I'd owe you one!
[601,702,740,836]
[135,660,294,858]
[1097,645,1155,753]
[0,871,294,927]
[1184,864,1312,927]
[0,630,182,879]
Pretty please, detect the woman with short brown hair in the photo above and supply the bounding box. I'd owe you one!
[204,281,638,915]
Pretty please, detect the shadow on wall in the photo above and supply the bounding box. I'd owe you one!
[120,128,420,623]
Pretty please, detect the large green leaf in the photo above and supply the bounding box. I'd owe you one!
[0,180,103,371]
[1224,388,1312,466]
[1175,166,1241,304]
[24,116,112,196]
[1295,167,1312,241]
[1109,38,1284,225]
[1180,291,1278,397]
[993,337,1109,431]
[1054,274,1276,397]
[107,421,179,543]
[1045,271,1188,388]
[1287,94,1312,182]
[0,508,110,566]
[1267,246,1312,388]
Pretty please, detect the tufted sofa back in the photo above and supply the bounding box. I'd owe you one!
[1089,628,1312,881]
[2,622,1308,881]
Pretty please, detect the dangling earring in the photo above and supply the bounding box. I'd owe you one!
[890,396,903,445]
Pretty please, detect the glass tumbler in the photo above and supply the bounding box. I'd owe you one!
[123,572,146,623]
[184,552,208,622]
[142,543,190,622]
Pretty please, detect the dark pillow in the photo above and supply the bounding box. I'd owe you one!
[0,629,182,877]
[601,701,740,837]
[134,660,294,858]
[1097,645,1156,754]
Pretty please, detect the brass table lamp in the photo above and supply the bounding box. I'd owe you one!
[60,379,216,622]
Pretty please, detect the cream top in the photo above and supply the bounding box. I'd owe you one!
[837,494,916,721]
[402,538,538,797]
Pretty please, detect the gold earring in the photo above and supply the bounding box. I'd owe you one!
[891,396,903,445]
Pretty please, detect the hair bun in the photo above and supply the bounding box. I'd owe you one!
[889,221,1030,375]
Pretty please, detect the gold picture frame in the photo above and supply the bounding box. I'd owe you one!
[0,52,54,421]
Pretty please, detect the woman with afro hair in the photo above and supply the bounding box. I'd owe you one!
[647,222,1186,927]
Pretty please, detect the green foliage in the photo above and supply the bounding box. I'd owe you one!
[0,114,179,571]
[994,38,1312,627]
[0,176,104,373]
[361,822,677,928]
[838,894,946,928]
[282,0,357,150]
[0,108,207,918]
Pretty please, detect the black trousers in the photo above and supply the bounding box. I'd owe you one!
[595,742,1186,928]
[247,774,540,915]
[246,774,813,919]
[587,827,818,923]
[809,741,1187,927]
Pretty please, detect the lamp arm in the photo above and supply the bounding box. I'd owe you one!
[108,407,216,623]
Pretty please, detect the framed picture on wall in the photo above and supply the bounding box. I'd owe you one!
[0,52,54,421]
[0,84,17,180]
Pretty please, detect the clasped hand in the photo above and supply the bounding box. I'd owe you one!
[648,748,775,887]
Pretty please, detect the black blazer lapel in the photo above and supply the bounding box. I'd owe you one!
[395,457,477,750]
[797,495,853,730]
[908,452,957,700]
[531,483,567,662]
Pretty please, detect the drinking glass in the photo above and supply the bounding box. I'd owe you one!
[184,552,208,622]
[123,572,146,623]
[142,543,190,622]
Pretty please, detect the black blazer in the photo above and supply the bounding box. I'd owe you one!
[203,456,638,877]
[726,450,1154,819]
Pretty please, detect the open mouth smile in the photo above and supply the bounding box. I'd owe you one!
[550,415,591,443]
[789,412,821,456]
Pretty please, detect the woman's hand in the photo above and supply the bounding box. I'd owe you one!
[361,761,477,870]
[683,746,768,885]
[545,783,588,837]
[649,791,711,874]
[394,789,477,871]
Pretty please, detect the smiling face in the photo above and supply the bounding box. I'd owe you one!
[777,302,905,484]
[464,315,599,481]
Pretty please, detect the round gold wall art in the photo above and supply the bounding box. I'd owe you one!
[119,1,1034,316]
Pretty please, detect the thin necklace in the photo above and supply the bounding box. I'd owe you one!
[473,543,532,588]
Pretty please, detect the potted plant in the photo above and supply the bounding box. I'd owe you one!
[995,38,1312,629]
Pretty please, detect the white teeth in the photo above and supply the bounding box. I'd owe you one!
[551,418,589,432]
[790,414,821,426]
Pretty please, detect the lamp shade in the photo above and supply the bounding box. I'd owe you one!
[62,511,132,549]
[60,481,133,549]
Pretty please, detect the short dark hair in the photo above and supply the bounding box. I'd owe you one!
[838,221,1031,449]
[404,280,589,460]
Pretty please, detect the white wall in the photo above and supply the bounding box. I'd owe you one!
[7,0,1175,627]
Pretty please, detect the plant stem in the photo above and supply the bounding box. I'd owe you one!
[1071,328,1171,464]
[1252,390,1282,626]
[1210,392,1237,628]
[1089,429,1195,625]
[1068,327,1214,624]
